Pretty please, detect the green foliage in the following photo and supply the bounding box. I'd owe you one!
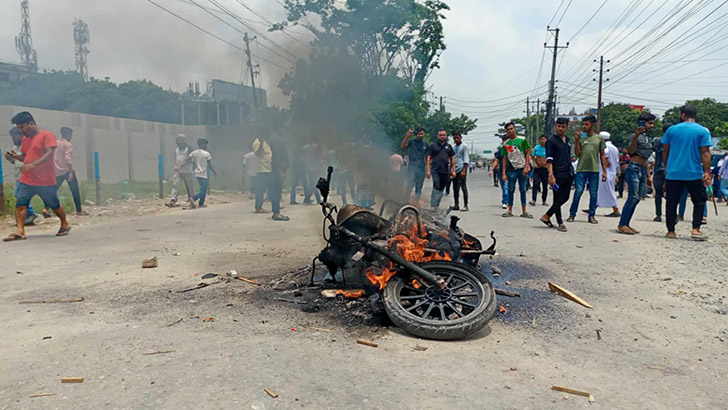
[718,137,728,150]
[663,98,728,136]
[600,103,661,147]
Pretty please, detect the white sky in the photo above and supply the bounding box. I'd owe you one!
[1,0,727,154]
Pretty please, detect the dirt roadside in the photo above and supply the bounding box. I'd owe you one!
[1,174,726,409]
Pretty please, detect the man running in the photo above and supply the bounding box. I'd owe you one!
[618,113,656,234]
[451,132,470,211]
[4,111,71,241]
[500,122,532,218]
[662,105,712,240]
[530,135,549,206]
[540,117,573,232]
[402,128,428,203]
[568,115,608,224]
[425,130,456,210]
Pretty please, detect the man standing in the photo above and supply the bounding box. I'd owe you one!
[189,138,217,208]
[596,131,620,217]
[662,105,712,240]
[530,135,549,206]
[425,130,456,210]
[718,153,728,203]
[288,145,305,204]
[388,151,404,194]
[617,148,630,198]
[47,127,86,216]
[540,117,574,232]
[6,127,40,226]
[451,132,470,211]
[4,111,70,241]
[167,134,196,208]
[489,135,509,208]
[568,115,608,224]
[652,123,672,221]
[269,132,290,221]
[253,130,288,220]
[618,113,656,235]
[302,138,323,204]
[500,122,532,218]
[244,146,261,200]
[402,128,428,203]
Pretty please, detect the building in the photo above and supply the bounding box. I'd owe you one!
[211,79,266,107]
[0,61,33,84]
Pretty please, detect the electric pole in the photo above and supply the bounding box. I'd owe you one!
[440,96,444,111]
[73,18,90,81]
[543,27,568,136]
[15,0,37,71]
[594,56,610,132]
[526,97,531,144]
[243,33,258,118]
[536,98,541,137]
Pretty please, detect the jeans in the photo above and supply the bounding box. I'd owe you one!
[654,170,665,217]
[506,169,528,207]
[619,163,646,227]
[666,179,706,231]
[617,172,626,197]
[721,179,728,200]
[493,167,500,185]
[546,176,573,225]
[339,170,356,205]
[430,172,449,208]
[569,172,600,218]
[56,171,83,213]
[532,167,549,203]
[406,166,426,200]
[452,172,468,207]
[500,176,509,205]
[14,182,36,218]
[289,171,306,203]
[193,177,208,206]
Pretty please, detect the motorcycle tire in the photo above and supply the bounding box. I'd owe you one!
[383,261,497,340]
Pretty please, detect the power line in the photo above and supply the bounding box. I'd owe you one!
[547,0,567,27]
[143,0,290,70]
[554,0,574,27]
[567,0,609,43]
[232,0,309,47]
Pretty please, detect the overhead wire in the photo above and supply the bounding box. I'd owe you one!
[566,0,610,44]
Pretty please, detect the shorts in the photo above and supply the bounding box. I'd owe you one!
[15,182,61,210]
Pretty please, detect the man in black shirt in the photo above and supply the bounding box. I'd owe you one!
[652,122,671,222]
[425,129,456,210]
[540,117,574,232]
[402,127,428,203]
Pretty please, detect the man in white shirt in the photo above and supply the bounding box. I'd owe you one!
[189,138,217,208]
[597,131,620,217]
[243,149,260,200]
[167,134,196,208]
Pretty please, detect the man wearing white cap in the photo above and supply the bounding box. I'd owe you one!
[598,131,620,216]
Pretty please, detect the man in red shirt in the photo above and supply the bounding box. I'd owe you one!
[4,111,71,241]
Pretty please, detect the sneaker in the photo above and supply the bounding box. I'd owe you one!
[461,206,469,212]
[653,216,662,222]
[501,203,507,209]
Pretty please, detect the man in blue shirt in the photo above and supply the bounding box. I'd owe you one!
[451,131,470,211]
[530,135,549,206]
[662,105,712,240]
[402,127,428,203]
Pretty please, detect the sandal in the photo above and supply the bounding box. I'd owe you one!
[588,217,598,224]
[501,212,514,218]
[3,233,27,242]
[566,216,575,222]
[556,225,568,232]
[690,231,709,241]
[272,214,290,221]
[520,213,534,219]
[55,226,72,236]
[617,226,634,235]
[540,217,554,228]
[605,212,620,217]
[629,227,640,234]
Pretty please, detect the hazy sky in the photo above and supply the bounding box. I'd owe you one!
[1,0,727,153]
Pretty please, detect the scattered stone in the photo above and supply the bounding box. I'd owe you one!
[491,265,502,276]
[201,273,218,279]
[142,257,158,269]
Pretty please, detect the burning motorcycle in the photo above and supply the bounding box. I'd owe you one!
[312,167,498,340]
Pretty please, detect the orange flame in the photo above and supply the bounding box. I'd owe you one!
[463,238,477,249]
[366,264,397,290]
[388,224,452,263]
[336,289,364,298]
[411,279,422,289]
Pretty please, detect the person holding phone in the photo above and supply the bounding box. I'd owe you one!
[617,113,656,235]
[540,117,573,232]
[567,115,608,224]
[500,122,532,218]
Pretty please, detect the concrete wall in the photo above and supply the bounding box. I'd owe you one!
[0,105,259,187]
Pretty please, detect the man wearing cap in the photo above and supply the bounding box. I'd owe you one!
[167,134,196,208]
[597,131,620,217]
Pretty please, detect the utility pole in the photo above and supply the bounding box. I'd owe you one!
[594,56,610,132]
[15,0,37,71]
[73,18,90,81]
[536,98,541,137]
[543,27,568,136]
[439,96,444,111]
[243,33,258,118]
[527,97,531,141]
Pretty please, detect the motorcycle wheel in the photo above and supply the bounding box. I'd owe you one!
[383,261,496,340]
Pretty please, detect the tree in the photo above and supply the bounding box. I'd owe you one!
[600,103,661,147]
[663,98,728,136]
[718,137,728,150]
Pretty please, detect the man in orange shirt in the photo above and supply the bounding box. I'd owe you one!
[4,111,71,241]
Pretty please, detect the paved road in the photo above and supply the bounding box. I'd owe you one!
[1,173,726,409]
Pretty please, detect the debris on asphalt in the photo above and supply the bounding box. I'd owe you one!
[178,283,211,293]
[532,315,536,328]
[264,387,279,398]
[42,336,52,340]
[228,269,238,277]
[61,377,84,383]
[647,366,664,370]
[356,339,378,348]
[498,305,507,313]
[612,239,618,242]
[321,289,338,298]
[201,273,218,279]
[19,297,85,304]
[142,350,176,355]
[29,393,56,398]
[305,326,333,333]
[202,317,215,322]
[596,329,602,340]
[142,257,158,268]
[172,252,180,256]
[551,385,595,403]
[274,297,308,305]
[495,289,520,298]
[322,289,365,298]
[548,282,593,308]
[167,318,183,327]
[234,276,260,285]
[491,265,502,276]
[413,345,428,351]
